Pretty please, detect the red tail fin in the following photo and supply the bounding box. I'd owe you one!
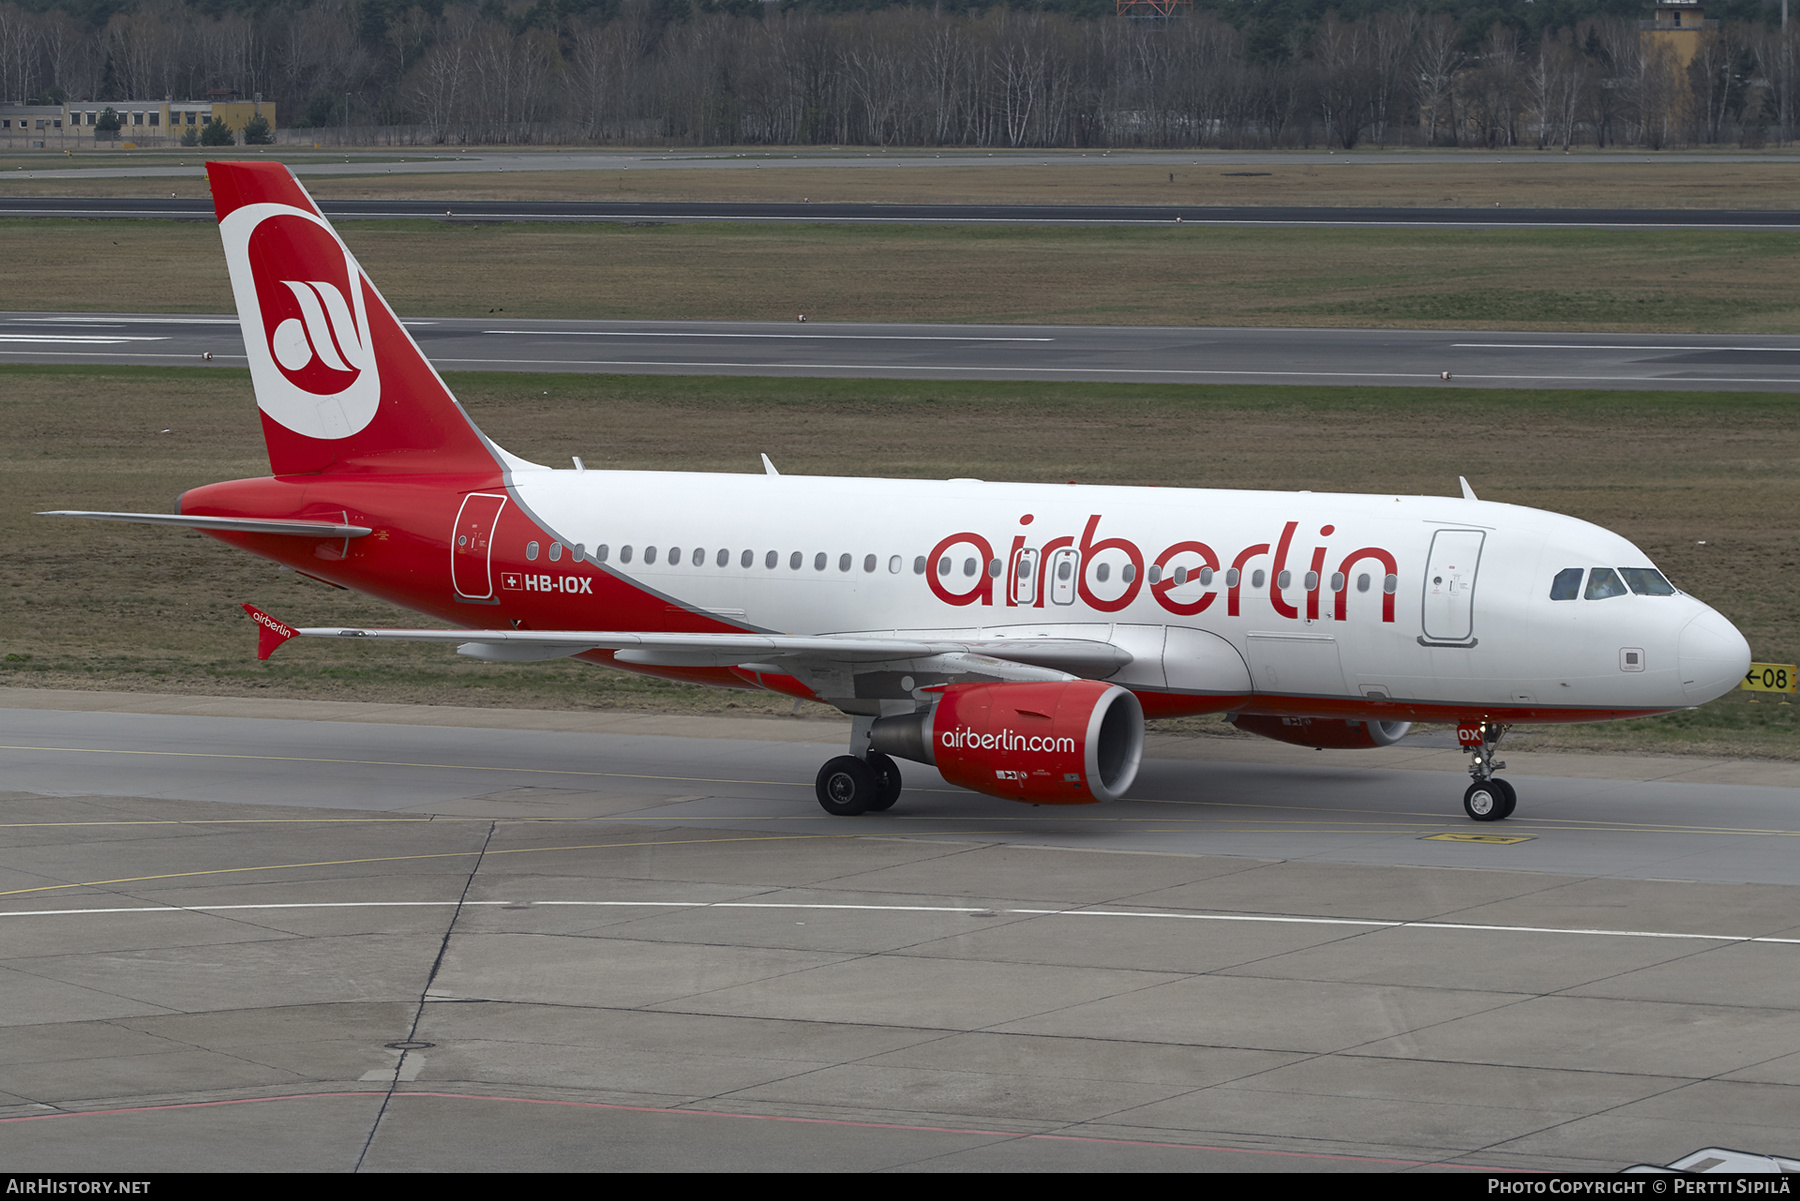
[209,162,500,477]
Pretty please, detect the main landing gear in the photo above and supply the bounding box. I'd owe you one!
[814,751,903,816]
[1460,721,1516,822]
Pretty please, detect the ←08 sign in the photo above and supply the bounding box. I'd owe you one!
[1740,663,1797,694]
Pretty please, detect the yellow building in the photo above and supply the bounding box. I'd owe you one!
[1641,0,1718,72]
[52,98,276,144]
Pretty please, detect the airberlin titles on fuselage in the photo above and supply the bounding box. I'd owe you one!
[923,514,1399,621]
[467,510,1403,626]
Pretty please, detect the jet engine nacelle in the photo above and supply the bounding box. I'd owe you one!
[870,680,1144,804]
[1230,714,1412,750]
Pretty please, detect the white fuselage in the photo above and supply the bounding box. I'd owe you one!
[504,469,1749,720]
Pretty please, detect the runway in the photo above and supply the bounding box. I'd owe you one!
[7,311,1799,391]
[8,144,1798,179]
[7,194,1800,230]
[4,690,1799,1171]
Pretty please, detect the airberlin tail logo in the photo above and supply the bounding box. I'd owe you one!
[270,279,366,378]
[219,202,382,442]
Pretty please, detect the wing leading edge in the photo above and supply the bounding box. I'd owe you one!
[242,605,1132,676]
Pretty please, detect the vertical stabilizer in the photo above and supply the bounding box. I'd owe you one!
[208,161,500,477]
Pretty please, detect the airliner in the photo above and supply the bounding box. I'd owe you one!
[44,162,1753,822]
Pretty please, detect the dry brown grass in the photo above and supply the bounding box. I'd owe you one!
[8,151,1800,209]
[9,217,1800,333]
[2,367,1794,756]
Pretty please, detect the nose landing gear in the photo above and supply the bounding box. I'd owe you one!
[1459,721,1515,821]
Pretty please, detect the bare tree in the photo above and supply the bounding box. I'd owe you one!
[0,4,40,103]
[1530,31,1589,150]
[1314,13,1376,149]
[1688,27,1751,143]
[1413,15,1462,147]
[1367,10,1417,146]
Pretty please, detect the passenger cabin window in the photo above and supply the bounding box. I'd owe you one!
[549,542,562,562]
[1621,568,1676,596]
[620,545,633,563]
[645,546,658,565]
[693,547,706,567]
[596,545,609,563]
[526,541,539,561]
[1550,568,1583,601]
[1585,567,1627,600]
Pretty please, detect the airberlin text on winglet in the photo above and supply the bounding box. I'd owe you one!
[243,603,299,661]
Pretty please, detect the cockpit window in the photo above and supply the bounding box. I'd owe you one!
[1550,568,1583,601]
[1585,567,1627,600]
[1620,568,1676,596]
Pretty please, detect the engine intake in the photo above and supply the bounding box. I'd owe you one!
[1230,714,1412,749]
[870,680,1144,804]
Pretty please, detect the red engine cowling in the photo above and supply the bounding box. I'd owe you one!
[869,680,1144,804]
[1230,714,1412,749]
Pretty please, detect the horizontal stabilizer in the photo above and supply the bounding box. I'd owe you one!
[40,511,372,538]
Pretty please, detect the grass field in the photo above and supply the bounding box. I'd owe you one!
[8,149,1800,209]
[9,217,1800,333]
[3,365,1793,756]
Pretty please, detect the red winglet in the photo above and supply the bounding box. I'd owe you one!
[243,603,300,660]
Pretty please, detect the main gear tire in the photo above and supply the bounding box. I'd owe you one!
[817,756,878,816]
[864,752,903,812]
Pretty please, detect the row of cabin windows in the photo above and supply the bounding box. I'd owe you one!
[528,541,919,574]
[1549,567,1676,602]
[522,538,1398,597]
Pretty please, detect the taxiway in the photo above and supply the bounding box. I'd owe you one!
[5,312,1797,391]
[3,689,1798,1171]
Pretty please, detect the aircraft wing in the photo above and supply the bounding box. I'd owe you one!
[242,605,1131,676]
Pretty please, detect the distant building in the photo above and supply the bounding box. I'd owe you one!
[0,98,275,146]
[1641,0,1718,72]
[0,104,65,142]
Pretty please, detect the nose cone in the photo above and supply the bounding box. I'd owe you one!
[1679,607,1752,704]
